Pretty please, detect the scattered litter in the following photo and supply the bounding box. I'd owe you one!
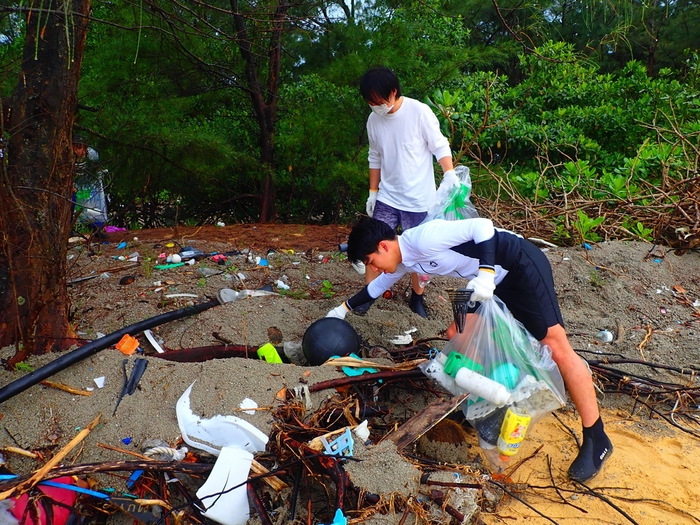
[275,280,290,290]
[595,329,614,343]
[322,508,347,525]
[257,342,283,363]
[165,293,199,299]
[113,357,149,416]
[154,263,185,270]
[143,446,187,461]
[176,382,268,455]
[144,329,165,354]
[93,376,105,388]
[239,398,258,415]
[115,334,140,355]
[353,420,370,441]
[196,446,252,525]
[389,328,417,345]
[321,427,354,457]
[116,241,127,250]
[293,384,313,410]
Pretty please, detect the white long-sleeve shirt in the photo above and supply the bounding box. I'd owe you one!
[365,219,524,300]
[367,97,452,212]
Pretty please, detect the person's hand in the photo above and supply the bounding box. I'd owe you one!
[326,302,350,319]
[432,169,459,211]
[366,190,378,217]
[441,169,458,187]
[466,269,496,302]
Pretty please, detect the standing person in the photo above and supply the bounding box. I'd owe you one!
[327,217,613,483]
[357,66,456,318]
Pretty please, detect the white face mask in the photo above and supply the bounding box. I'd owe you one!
[370,103,394,116]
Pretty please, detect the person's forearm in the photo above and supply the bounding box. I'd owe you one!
[369,168,381,191]
[438,156,454,173]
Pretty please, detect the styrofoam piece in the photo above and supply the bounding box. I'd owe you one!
[239,398,257,415]
[93,376,105,388]
[144,329,165,354]
[196,446,252,525]
[176,382,268,456]
[353,420,370,441]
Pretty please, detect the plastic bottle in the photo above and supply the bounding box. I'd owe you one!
[418,274,430,288]
[496,406,531,459]
[453,367,511,406]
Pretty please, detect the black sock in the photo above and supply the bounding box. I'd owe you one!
[582,417,611,467]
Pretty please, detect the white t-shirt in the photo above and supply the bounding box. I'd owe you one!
[366,219,518,299]
[367,97,452,212]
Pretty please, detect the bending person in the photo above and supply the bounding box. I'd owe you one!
[327,217,612,483]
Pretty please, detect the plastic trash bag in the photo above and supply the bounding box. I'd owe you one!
[420,296,565,471]
[75,169,109,227]
[425,165,478,222]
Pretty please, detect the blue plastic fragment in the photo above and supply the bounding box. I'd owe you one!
[322,508,347,525]
[122,437,132,445]
[321,428,354,457]
[339,353,378,377]
[654,258,662,263]
[126,470,144,489]
[582,243,592,250]
[117,242,127,250]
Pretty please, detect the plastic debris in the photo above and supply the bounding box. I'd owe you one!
[595,329,614,343]
[176,382,268,456]
[321,427,354,457]
[322,508,348,525]
[144,330,165,354]
[115,334,140,355]
[93,376,105,389]
[196,446,253,525]
[113,357,149,416]
[257,342,283,364]
[239,398,258,415]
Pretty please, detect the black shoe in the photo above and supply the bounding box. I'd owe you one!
[353,299,375,316]
[409,291,428,318]
[568,433,613,483]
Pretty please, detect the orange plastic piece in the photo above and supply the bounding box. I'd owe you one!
[115,334,139,355]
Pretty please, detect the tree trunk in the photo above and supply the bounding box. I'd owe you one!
[0,0,91,364]
[232,0,291,223]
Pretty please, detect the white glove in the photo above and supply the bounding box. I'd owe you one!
[466,269,496,302]
[441,169,458,187]
[326,302,350,319]
[366,190,378,217]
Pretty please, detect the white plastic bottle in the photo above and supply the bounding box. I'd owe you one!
[453,367,511,406]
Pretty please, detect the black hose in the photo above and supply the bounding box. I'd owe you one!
[0,298,221,404]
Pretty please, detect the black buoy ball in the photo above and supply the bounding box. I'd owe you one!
[302,318,361,366]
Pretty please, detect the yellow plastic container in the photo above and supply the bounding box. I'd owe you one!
[497,406,531,458]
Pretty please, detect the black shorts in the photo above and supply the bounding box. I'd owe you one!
[474,240,564,340]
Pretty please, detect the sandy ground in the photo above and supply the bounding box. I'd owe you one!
[0,224,699,524]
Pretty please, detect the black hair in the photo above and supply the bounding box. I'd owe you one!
[347,218,397,264]
[359,66,402,104]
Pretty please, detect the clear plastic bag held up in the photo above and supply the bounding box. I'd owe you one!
[425,165,478,222]
[420,296,566,471]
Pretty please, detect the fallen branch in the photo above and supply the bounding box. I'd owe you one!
[0,414,102,500]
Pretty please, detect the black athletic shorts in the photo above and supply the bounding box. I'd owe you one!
[472,240,564,340]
